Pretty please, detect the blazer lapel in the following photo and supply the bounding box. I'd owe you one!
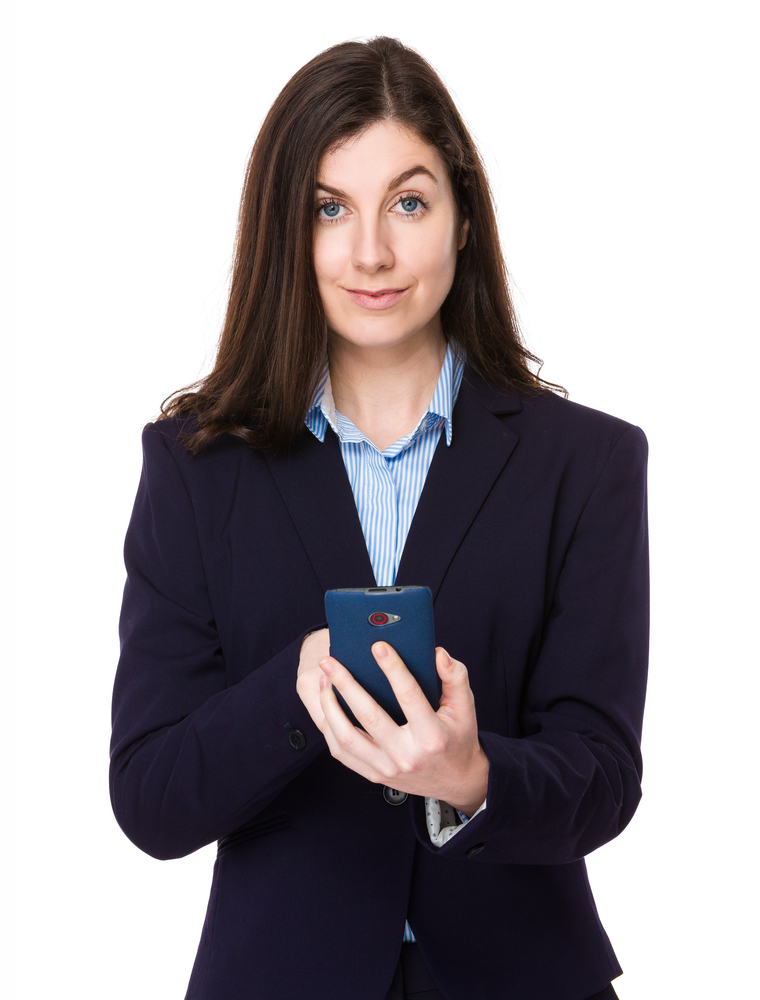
[395,371,521,601]
[265,370,521,602]
[265,428,377,593]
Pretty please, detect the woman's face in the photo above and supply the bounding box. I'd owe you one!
[313,121,467,354]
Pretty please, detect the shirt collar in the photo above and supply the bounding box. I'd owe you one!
[305,339,466,450]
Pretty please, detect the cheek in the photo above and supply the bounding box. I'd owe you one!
[408,227,458,292]
[313,231,349,283]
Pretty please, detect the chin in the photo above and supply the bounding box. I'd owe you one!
[327,312,441,352]
[331,328,421,352]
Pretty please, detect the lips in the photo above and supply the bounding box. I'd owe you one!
[343,287,409,310]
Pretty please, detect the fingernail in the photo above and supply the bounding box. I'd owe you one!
[374,643,389,659]
[319,658,335,674]
[441,647,453,666]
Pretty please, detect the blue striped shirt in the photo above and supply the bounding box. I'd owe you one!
[305,340,487,943]
[305,341,465,588]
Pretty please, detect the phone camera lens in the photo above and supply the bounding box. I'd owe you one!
[369,613,389,626]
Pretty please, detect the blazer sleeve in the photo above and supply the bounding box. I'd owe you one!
[411,423,649,865]
[109,425,327,861]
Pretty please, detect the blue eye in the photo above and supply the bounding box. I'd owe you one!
[399,198,420,213]
[320,203,342,218]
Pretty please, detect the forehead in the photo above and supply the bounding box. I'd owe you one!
[317,121,447,190]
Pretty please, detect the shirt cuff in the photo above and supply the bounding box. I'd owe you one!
[424,796,488,847]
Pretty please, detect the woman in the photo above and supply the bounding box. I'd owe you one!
[110,37,648,1000]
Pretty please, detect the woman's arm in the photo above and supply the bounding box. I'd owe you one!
[109,426,327,861]
[410,423,650,865]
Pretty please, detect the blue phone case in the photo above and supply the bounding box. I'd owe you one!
[324,586,439,727]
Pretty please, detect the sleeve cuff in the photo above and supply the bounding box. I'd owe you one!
[424,796,488,847]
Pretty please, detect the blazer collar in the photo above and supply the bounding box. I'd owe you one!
[458,366,523,416]
[264,366,521,602]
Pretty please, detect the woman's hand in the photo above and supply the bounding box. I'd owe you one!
[296,628,331,729]
[317,643,489,817]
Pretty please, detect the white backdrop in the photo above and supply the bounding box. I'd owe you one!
[10,1,759,997]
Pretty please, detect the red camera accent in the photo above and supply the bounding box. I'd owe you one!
[369,612,389,626]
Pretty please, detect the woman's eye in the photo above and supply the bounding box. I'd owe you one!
[398,197,420,213]
[318,202,345,220]
[391,195,427,218]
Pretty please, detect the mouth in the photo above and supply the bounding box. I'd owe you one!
[343,287,410,310]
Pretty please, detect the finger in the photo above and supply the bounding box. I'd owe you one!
[370,642,438,733]
[435,647,476,718]
[318,673,390,779]
[319,655,399,744]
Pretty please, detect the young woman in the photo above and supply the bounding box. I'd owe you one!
[110,37,649,1000]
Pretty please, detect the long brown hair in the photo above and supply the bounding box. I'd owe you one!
[161,36,563,453]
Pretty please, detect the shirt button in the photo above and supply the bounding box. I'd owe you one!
[382,786,408,806]
[466,843,485,857]
[288,730,307,750]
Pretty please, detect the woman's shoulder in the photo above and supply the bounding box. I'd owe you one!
[142,412,197,444]
[462,371,646,453]
[507,390,648,500]
[140,413,269,477]
[520,390,647,448]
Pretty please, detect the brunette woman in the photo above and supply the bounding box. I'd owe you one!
[110,36,648,1000]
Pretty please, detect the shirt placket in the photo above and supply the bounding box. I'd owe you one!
[366,444,398,587]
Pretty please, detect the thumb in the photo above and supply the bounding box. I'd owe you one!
[436,646,470,697]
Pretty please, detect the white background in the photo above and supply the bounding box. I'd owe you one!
[9,1,759,997]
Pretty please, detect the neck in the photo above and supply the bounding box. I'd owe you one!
[328,327,447,450]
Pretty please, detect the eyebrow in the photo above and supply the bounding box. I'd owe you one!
[315,165,438,200]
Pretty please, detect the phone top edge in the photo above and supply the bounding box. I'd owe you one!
[327,586,428,594]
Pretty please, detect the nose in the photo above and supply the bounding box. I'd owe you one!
[351,217,394,273]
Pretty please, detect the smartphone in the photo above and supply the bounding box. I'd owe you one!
[324,585,439,727]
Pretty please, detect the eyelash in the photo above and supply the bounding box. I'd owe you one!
[315,191,430,225]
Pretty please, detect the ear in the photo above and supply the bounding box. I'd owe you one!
[458,216,470,251]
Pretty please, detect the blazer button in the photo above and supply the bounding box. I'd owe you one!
[466,843,485,857]
[382,786,408,806]
[288,730,307,750]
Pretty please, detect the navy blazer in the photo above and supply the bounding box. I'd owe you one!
[110,369,649,1000]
